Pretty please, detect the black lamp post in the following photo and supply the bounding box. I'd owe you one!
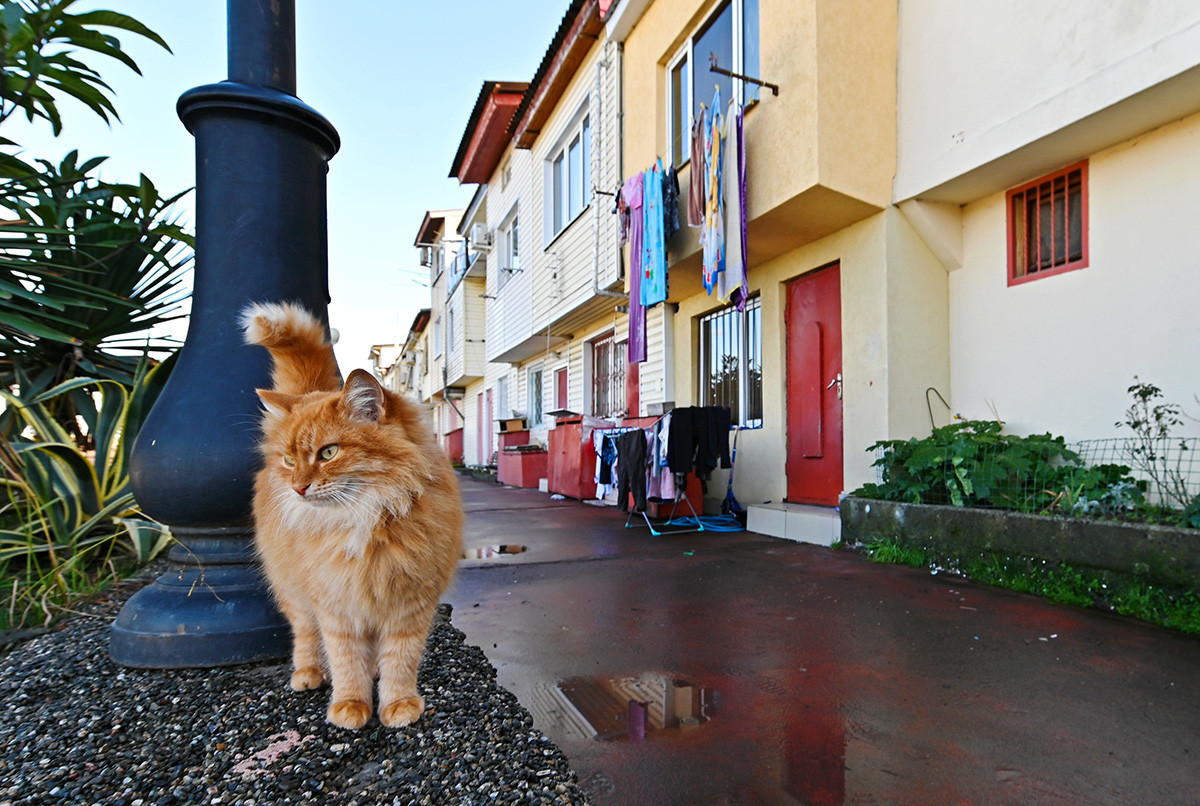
[110,0,339,667]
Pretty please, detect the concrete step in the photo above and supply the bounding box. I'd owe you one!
[746,502,841,546]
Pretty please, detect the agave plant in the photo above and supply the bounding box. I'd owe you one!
[0,150,193,382]
[0,355,173,583]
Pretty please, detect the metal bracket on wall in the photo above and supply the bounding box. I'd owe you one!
[709,53,779,96]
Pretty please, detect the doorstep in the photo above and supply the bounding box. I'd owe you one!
[746,502,841,546]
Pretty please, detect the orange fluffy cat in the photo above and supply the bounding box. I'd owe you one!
[241,301,462,730]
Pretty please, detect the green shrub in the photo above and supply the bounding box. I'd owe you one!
[0,357,173,628]
[855,419,1148,518]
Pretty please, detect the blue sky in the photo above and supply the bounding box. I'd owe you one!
[10,0,569,372]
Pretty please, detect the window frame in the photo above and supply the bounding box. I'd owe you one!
[590,331,627,418]
[666,0,759,169]
[698,295,762,429]
[497,208,519,292]
[543,109,591,244]
[1006,160,1089,286]
[528,367,544,426]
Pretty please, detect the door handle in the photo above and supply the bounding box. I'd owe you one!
[826,372,842,399]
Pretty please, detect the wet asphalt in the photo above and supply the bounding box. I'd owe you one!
[446,476,1200,806]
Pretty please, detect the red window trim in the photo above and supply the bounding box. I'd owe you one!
[1006,160,1089,287]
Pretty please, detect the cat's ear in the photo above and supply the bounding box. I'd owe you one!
[343,369,385,423]
[256,389,299,417]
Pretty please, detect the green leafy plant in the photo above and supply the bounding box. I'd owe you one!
[0,152,193,392]
[0,0,170,135]
[0,355,173,628]
[1117,379,1195,512]
[855,420,1144,515]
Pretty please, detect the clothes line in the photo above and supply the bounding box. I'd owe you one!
[612,95,750,367]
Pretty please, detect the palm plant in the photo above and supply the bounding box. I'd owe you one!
[0,152,192,443]
[0,0,170,135]
[0,354,174,628]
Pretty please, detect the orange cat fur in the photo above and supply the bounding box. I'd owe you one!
[241,301,462,730]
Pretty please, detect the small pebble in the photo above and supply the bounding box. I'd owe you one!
[0,591,587,805]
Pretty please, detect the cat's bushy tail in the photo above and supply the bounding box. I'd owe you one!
[241,301,342,395]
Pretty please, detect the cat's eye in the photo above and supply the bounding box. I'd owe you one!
[282,455,295,468]
[318,444,339,461]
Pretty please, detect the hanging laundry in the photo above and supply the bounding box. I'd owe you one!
[701,87,725,295]
[623,172,647,364]
[687,113,705,227]
[642,160,668,308]
[615,184,629,244]
[719,99,749,310]
[616,429,648,512]
[663,164,681,242]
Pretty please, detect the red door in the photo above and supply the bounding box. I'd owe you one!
[485,388,494,466]
[785,263,843,505]
[477,392,485,465]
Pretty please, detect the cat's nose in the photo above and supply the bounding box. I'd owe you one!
[293,483,310,497]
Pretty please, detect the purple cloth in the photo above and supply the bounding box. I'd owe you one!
[734,103,749,311]
[624,172,647,364]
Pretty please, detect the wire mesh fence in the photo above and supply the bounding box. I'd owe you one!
[1072,437,1199,511]
[866,430,1200,521]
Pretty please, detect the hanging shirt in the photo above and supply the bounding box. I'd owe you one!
[642,160,668,308]
[623,172,647,364]
[719,99,749,310]
[701,88,725,294]
[663,163,681,242]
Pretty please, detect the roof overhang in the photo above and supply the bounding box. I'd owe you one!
[511,0,604,149]
[414,211,448,246]
[449,81,528,184]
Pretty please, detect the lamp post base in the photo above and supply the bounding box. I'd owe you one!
[109,527,289,668]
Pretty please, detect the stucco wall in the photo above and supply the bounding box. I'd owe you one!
[951,111,1200,442]
[896,0,1200,200]
[672,210,948,506]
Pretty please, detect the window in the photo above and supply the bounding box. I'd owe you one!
[546,114,590,241]
[498,213,519,291]
[667,0,760,168]
[1007,161,1088,285]
[668,53,690,167]
[496,375,509,419]
[528,368,544,425]
[432,315,442,357]
[448,304,457,351]
[591,333,626,418]
[699,296,762,427]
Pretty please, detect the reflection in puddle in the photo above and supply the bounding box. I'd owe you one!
[536,673,715,742]
[463,544,527,559]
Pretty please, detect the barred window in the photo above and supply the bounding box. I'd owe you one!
[699,296,762,427]
[591,333,626,418]
[1008,161,1088,284]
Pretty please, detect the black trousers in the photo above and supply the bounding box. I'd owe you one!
[616,430,648,512]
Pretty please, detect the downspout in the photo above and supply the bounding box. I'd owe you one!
[593,38,626,300]
[442,365,464,422]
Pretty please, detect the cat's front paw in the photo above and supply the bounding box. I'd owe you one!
[379,696,425,728]
[290,666,325,691]
[327,699,372,730]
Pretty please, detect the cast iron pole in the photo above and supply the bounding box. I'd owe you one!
[110,0,340,667]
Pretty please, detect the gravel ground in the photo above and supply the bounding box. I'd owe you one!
[0,588,588,805]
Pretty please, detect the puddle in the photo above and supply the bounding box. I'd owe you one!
[534,672,716,742]
[462,544,527,560]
